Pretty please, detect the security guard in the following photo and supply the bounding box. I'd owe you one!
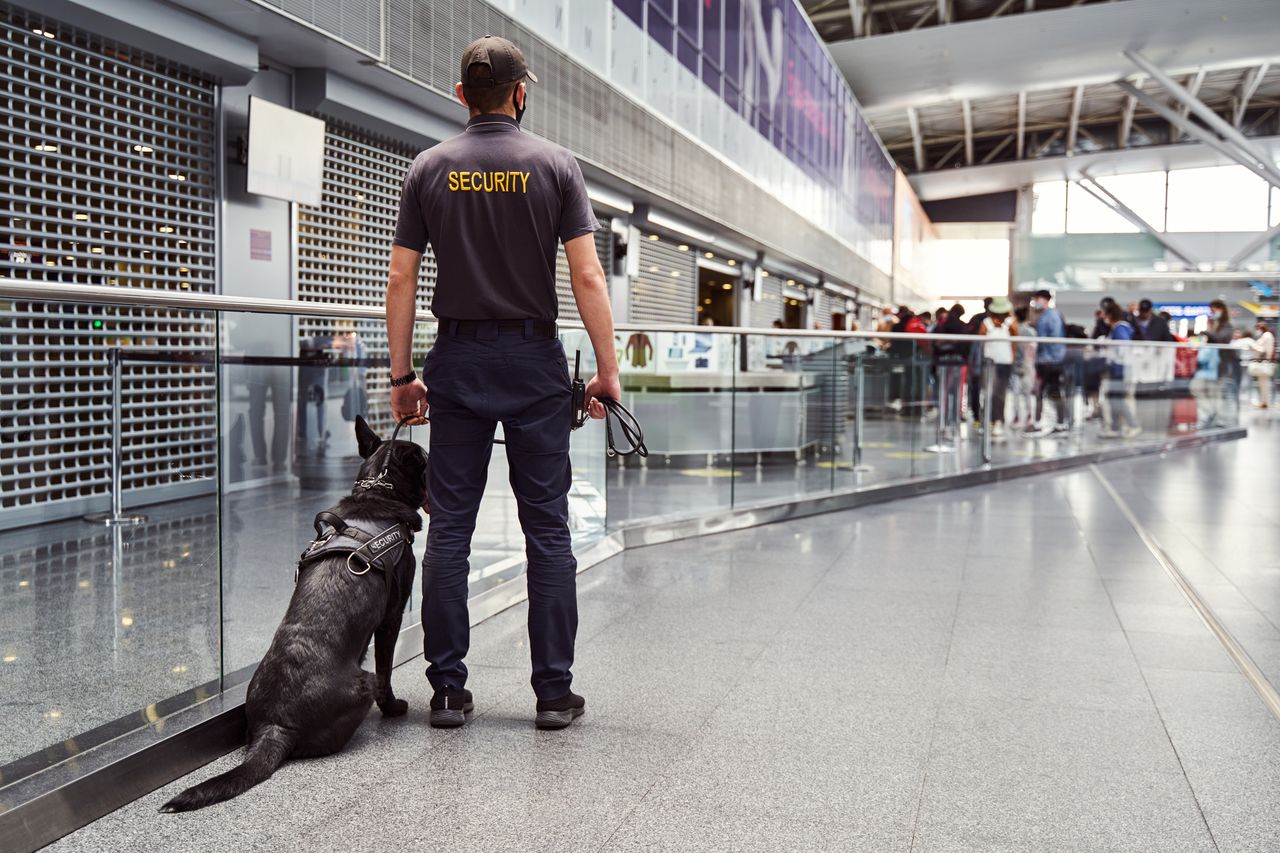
[385,35,620,730]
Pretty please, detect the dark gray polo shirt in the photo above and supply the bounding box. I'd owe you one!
[393,114,599,321]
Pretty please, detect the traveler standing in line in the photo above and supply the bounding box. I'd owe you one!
[977,296,1018,437]
[1205,299,1240,423]
[1028,289,1068,436]
[932,304,971,439]
[1009,306,1037,430]
[1247,321,1275,408]
[385,36,618,730]
[1098,302,1141,439]
[966,296,993,425]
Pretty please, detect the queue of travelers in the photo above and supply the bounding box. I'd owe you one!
[875,291,1277,440]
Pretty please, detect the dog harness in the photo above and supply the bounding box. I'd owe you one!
[295,510,413,583]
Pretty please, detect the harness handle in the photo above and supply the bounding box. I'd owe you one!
[313,510,349,539]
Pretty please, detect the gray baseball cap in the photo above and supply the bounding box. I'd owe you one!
[460,35,538,86]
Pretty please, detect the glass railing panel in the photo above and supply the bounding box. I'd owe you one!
[0,300,220,780]
[839,337,926,486]
[606,329,737,526]
[731,333,840,506]
[559,326,609,549]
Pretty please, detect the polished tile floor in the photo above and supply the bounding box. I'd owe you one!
[0,401,1221,771]
[50,415,1280,851]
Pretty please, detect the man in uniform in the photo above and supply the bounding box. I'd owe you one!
[385,35,620,730]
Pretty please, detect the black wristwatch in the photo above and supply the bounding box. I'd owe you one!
[389,370,417,387]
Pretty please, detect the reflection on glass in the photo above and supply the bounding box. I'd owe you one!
[606,329,737,525]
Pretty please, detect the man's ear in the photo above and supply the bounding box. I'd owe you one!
[355,415,382,459]
[455,81,468,109]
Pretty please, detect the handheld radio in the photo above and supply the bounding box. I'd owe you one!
[570,350,587,430]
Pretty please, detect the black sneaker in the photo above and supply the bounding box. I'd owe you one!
[429,687,474,728]
[535,691,586,730]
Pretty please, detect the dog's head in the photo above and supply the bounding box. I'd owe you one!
[354,415,430,514]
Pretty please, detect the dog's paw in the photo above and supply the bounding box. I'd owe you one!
[379,698,409,717]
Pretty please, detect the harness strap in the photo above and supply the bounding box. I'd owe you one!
[296,509,414,583]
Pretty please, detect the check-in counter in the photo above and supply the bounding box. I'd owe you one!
[619,371,820,459]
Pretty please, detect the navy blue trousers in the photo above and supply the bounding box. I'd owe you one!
[420,328,577,700]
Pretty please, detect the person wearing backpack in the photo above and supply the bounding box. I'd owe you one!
[977,296,1018,437]
[1099,302,1141,439]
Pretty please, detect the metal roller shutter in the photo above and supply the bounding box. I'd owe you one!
[296,119,432,434]
[554,216,612,324]
[815,290,833,331]
[632,238,696,325]
[0,4,218,528]
[753,274,786,328]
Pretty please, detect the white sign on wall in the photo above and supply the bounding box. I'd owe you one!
[246,96,325,206]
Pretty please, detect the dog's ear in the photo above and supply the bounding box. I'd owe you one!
[355,415,382,459]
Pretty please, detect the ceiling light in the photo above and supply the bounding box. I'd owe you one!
[132,144,154,154]
[704,298,712,304]
[787,279,795,286]
[177,239,187,245]
[670,271,680,278]
[65,255,74,261]
[45,260,55,266]
[78,580,90,589]
[74,213,88,220]
[648,234,660,241]
[677,244,689,252]
[168,173,186,181]
[727,259,736,266]
[761,270,769,277]
[180,282,191,290]
[179,267,189,273]
[721,283,732,291]
[90,247,103,254]
[121,615,134,626]
[33,28,55,38]
[34,143,58,152]
[648,265,659,272]
[2,655,15,663]
[158,226,174,233]
[18,580,29,588]
[704,252,713,259]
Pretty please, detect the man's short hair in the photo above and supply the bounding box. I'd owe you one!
[1138,299,1153,313]
[1034,289,1053,301]
[463,62,518,114]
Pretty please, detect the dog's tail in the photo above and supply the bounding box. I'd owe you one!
[159,723,295,812]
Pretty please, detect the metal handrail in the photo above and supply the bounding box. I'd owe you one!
[0,279,1242,349]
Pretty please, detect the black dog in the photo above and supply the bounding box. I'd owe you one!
[161,416,427,812]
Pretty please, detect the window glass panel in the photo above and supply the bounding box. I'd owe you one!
[1271,185,1279,228]
[1067,183,1138,234]
[1095,171,1167,230]
[1166,164,1269,232]
[1030,181,1067,234]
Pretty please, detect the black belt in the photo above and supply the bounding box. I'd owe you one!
[437,318,558,339]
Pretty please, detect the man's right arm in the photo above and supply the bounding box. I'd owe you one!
[564,233,619,419]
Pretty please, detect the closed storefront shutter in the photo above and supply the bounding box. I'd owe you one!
[296,119,431,433]
[0,5,218,527]
[632,237,696,325]
[814,290,833,330]
[752,274,786,327]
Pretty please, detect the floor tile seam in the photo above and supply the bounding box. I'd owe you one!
[906,520,969,853]
[1069,467,1223,852]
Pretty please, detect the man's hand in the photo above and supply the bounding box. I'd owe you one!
[391,378,428,425]
[584,372,621,420]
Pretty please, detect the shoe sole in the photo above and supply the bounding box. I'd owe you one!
[429,702,474,728]
[535,707,585,730]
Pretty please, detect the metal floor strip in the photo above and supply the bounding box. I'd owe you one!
[1090,465,1280,722]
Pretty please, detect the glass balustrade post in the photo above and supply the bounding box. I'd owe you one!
[981,355,995,464]
[84,346,147,525]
